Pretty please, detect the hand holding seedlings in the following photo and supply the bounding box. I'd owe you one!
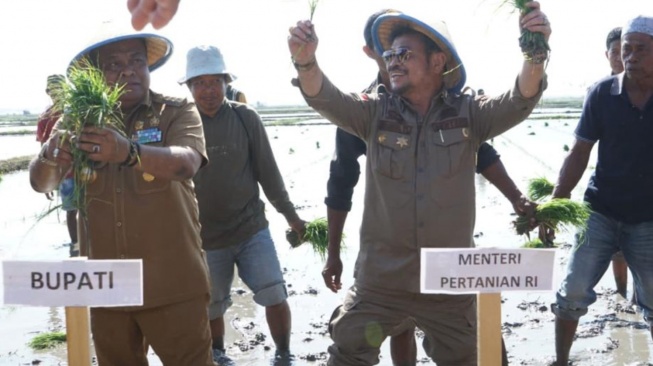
[288,20,319,66]
[78,126,132,165]
[517,1,551,64]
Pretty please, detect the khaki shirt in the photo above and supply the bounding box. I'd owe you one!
[193,100,299,250]
[80,91,210,310]
[305,76,546,293]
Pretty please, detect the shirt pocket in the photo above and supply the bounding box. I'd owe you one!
[373,131,411,180]
[131,170,170,195]
[430,127,471,178]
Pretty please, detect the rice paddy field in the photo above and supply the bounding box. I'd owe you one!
[1,100,651,365]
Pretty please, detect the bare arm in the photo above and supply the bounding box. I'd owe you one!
[481,159,523,205]
[552,139,594,199]
[76,126,201,181]
[322,207,346,293]
[516,1,551,98]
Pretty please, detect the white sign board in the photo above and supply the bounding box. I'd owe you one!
[2,259,143,307]
[421,248,555,294]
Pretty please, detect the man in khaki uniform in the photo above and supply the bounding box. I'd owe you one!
[29,27,215,366]
[288,3,551,365]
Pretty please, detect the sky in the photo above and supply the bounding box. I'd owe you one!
[0,0,649,113]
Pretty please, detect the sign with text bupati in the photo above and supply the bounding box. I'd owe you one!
[2,259,142,307]
[420,248,555,294]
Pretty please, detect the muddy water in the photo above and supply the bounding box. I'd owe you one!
[1,120,652,365]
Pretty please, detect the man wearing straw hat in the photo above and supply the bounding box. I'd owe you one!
[28,26,215,365]
[549,15,653,365]
[179,45,306,364]
[288,1,550,364]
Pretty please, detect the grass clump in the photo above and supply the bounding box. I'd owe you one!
[28,331,66,350]
[286,217,344,260]
[521,238,557,248]
[503,0,550,64]
[50,58,126,218]
[527,177,554,201]
[513,199,591,237]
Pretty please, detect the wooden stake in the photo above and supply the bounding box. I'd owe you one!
[65,306,92,366]
[478,293,502,366]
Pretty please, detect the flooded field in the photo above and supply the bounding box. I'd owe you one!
[1,107,651,365]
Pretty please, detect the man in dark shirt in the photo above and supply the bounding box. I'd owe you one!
[550,16,653,365]
[322,9,529,365]
[181,45,306,364]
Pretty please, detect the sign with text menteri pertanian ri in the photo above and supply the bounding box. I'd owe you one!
[420,248,555,294]
[1,259,142,307]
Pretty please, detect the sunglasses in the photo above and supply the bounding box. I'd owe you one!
[382,48,413,64]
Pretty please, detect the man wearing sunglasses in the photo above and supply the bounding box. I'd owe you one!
[289,2,550,364]
[322,9,529,366]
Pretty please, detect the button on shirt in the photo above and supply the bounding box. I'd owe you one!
[305,76,545,293]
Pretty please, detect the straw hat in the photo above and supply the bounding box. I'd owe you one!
[69,21,173,73]
[178,45,237,85]
[46,74,65,92]
[372,13,466,94]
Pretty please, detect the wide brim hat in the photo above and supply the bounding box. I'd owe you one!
[372,13,466,94]
[69,21,173,73]
[178,45,237,85]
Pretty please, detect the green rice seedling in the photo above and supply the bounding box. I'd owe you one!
[308,0,319,22]
[286,217,344,260]
[502,0,550,64]
[292,0,320,59]
[527,177,554,201]
[50,58,126,219]
[513,199,591,238]
[28,331,66,350]
[521,237,556,248]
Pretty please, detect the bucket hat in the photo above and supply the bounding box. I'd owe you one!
[372,13,466,94]
[178,45,237,85]
[69,21,173,73]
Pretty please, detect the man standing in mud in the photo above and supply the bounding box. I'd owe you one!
[28,28,215,365]
[180,45,306,364]
[289,2,550,364]
[322,9,528,366]
[550,15,653,365]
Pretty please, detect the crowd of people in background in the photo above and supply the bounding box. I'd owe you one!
[24,1,653,365]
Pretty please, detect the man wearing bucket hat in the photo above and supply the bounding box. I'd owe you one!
[289,1,550,364]
[180,45,306,363]
[29,27,215,366]
[549,15,653,365]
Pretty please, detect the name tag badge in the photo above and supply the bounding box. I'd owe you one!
[133,128,162,144]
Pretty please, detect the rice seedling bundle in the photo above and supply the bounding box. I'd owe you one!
[286,217,344,260]
[513,198,591,237]
[28,331,67,350]
[504,0,550,64]
[527,177,554,201]
[50,58,126,218]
